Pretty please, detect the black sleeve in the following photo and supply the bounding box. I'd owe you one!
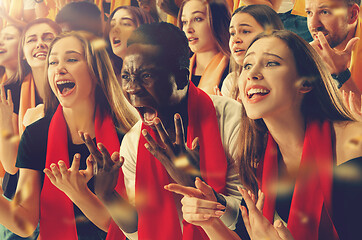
[16,117,50,171]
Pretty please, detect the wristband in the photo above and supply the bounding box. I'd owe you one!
[35,0,44,3]
[331,68,351,89]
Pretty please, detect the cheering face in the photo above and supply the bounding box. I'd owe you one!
[181,0,218,54]
[22,23,57,69]
[109,9,137,59]
[239,37,303,120]
[121,44,180,125]
[305,0,350,48]
[48,36,96,109]
[229,13,264,66]
[0,26,21,69]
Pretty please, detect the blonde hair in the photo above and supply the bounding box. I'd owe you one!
[44,31,137,133]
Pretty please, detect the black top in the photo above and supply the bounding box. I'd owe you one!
[16,114,124,239]
[275,157,362,240]
[4,81,21,115]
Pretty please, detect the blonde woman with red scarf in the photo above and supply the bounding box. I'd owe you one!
[167,30,362,240]
[0,31,137,239]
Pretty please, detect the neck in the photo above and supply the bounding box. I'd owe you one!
[63,100,96,144]
[264,110,306,175]
[31,66,46,100]
[4,67,16,80]
[194,49,219,76]
[335,20,358,52]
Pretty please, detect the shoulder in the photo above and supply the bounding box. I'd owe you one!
[209,94,241,119]
[333,121,362,166]
[120,120,142,153]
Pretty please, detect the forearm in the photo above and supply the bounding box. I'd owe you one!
[0,117,19,174]
[0,195,38,237]
[99,190,138,234]
[202,218,241,240]
[68,188,112,232]
[163,161,195,186]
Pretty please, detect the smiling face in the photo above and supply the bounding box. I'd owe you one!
[229,12,264,66]
[305,0,350,48]
[109,9,137,59]
[22,23,57,69]
[0,26,21,70]
[48,36,95,109]
[239,37,303,120]
[180,0,218,54]
[121,44,181,125]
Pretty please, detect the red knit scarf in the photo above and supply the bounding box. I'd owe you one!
[257,120,339,240]
[134,83,227,239]
[40,105,121,240]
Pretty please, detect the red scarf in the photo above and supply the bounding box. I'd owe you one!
[107,83,228,239]
[40,105,122,240]
[257,120,339,240]
[138,83,227,239]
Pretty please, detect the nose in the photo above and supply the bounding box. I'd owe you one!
[247,66,263,81]
[308,13,323,32]
[124,76,142,94]
[36,38,46,49]
[231,34,242,45]
[184,21,194,34]
[55,63,67,75]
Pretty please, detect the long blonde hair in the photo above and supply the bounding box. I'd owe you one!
[44,31,137,133]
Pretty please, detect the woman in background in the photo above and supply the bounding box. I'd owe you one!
[220,4,283,99]
[177,0,231,94]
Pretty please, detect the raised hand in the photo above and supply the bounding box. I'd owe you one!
[78,132,123,201]
[165,177,225,227]
[310,32,359,75]
[142,113,200,186]
[0,85,15,132]
[43,154,94,198]
[239,188,294,240]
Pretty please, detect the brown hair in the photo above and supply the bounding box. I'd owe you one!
[17,18,61,84]
[238,30,354,194]
[177,0,231,57]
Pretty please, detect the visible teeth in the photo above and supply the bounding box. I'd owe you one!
[247,88,269,95]
[189,38,196,41]
[57,80,73,85]
[35,52,46,58]
[235,49,243,53]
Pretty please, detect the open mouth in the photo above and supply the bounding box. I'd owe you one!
[113,38,121,45]
[34,51,47,59]
[247,88,270,100]
[0,49,6,54]
[136,106,157,125]
[56,80,76,95]
[188,37,198,43]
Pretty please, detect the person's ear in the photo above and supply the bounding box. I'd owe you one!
[175,68,190,90]
[299,81,313,94]
[348,4,359,24]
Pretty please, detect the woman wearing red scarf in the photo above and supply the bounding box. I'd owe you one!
[168,30,362,240]
[0,31,137,239]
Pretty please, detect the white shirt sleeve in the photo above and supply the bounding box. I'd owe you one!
[210,95,243,230]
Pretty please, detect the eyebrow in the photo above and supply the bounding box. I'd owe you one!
[306,4,333,11]
[181,11,205,17]
[244,52,284,60]
[49,50,82,56]
[111,17,134,22]
[230,23,252,29]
